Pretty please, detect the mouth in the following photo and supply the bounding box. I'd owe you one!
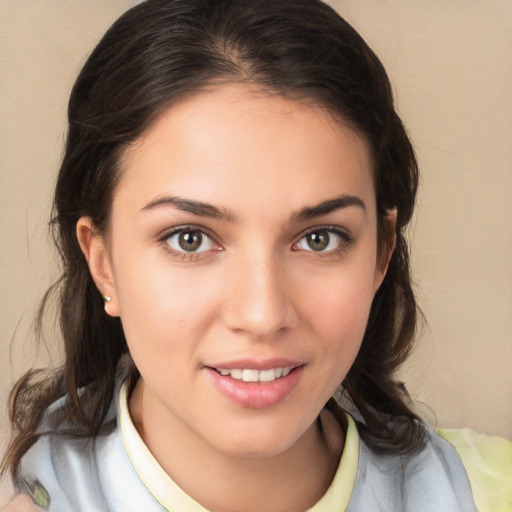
[213,366,295,383]
[205,362,305,408]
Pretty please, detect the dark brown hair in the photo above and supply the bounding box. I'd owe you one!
[2,0,423,478]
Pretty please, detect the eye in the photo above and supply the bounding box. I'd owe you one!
[165,228,217,253]
[296,228,348,253]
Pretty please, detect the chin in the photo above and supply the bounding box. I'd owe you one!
[208,417,311,459]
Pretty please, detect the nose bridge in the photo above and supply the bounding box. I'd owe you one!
[223,245,296,338]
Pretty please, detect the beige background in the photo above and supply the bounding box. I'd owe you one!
[1,0,511,459]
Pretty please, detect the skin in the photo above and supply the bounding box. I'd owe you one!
[77,84,395,512]
[1,496,43,512]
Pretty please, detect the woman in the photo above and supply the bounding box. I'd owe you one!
[2,0,510,510]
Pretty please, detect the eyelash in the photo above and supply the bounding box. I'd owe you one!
[158,224,354,261]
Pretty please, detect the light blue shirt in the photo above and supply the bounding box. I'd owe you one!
[15,380,500,512]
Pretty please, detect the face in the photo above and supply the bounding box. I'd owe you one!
[80,84,391,459]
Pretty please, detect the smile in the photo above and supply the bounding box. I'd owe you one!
[207,364,305,408]
[214,367,293,383]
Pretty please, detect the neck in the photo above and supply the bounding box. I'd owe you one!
[129,379,344,512]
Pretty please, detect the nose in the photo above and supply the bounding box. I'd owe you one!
[221,250,298,339]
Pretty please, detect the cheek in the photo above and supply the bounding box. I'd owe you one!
[297,257,377,364]
[112,249,221,354]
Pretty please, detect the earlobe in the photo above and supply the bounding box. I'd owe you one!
[374,208,397,292]
[76,217,120,317]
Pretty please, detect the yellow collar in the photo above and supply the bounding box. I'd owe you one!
[119,381,359,512]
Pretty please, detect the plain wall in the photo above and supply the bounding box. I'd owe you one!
[1,0,511,458]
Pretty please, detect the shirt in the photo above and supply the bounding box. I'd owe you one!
[14,381,512,512]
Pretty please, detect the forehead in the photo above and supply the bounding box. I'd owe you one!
[116,83,375,218]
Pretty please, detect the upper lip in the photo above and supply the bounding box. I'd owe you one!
[206,358,304,371]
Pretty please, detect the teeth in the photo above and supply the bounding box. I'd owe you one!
[230,369,243,380]
[258,369,276,382]
[242,369,259,382]
[216,366,294,383]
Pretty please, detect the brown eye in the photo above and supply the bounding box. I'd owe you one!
[296,229,346,253]
[305,231,330,251]
[165,229,216,253]
[178,230,203,251]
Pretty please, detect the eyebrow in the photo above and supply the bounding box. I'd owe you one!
[141,193,366,223]
[291,194,367,222]
[141,195,238,222]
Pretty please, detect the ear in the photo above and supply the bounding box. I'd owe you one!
[76,217,120,317]
[374,208,397,292]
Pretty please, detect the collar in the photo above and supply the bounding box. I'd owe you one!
[119,381,359,511]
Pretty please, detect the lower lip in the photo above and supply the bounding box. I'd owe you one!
[206,366,304,409]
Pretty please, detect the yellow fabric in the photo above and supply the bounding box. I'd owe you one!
[436,428,512,512]
[305,413,359,512]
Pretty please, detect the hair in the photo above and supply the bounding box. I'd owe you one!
[2,0,423,479]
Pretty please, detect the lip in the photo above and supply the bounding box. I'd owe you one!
[205,363,305,409]
[207,357,303,371]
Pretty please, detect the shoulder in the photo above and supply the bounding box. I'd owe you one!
[15,371,124,511]
[350,423,476,511]
[436,427,512,512]
[16,399,118,511]
[15,376,168,512]
[348,417,510,512]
